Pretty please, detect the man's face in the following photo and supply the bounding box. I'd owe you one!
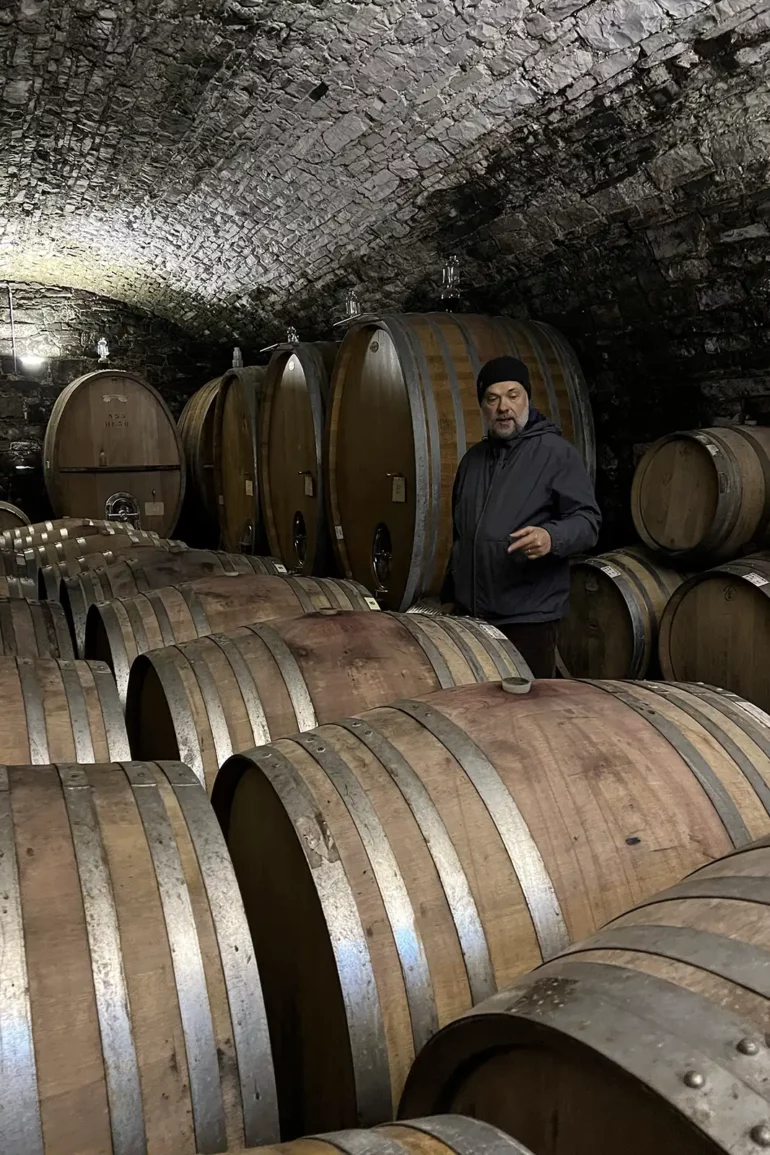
[481,380,529,440]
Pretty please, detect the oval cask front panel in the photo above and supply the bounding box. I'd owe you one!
[43,370,185,537]
[126,611,530,791]
[213,677,770,1137]
[0,760,277,1155]
[326,314,594,609]
[260,342,338,576]
[214,367,266,554]
[401,836,770,1155]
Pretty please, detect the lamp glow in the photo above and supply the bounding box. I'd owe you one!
[20,354,45,369]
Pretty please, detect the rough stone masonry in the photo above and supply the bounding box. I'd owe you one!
[1,0,770,538]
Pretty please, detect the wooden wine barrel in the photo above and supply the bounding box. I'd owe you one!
[178,376,222,523]
[34,536,188,600]
[326,314,595,610]
[0,548,37,599]
[62,550,288,657]
[0,760,278,1155]
[214,366,267,553]
[557,546,689,679]
[3,517,141,547]
[659,553,770,714]
[127,611,530,792]
[0,499,30,533]
[631,425,770,561]
[0,597,74,658]
[212,677,770,1136]
[86,574,379,704]
[400,838,770,1155]
[43,369,185,537]
[260,342,338,575]
[244,1117,532,1155]
[0,656,128,762]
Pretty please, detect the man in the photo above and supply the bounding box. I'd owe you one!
[441,354,600,677]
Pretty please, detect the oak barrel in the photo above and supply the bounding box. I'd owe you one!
[62,551,287,657]
[213,677,770,1136]
[177,376,222,524]
[127,611,530,791]
[401,838,770,1155]
[86,574,378,704]
[260,342,338,575]
[326,314,595,609]
[37,539,190,601]
[235,1117,532,1155]
[557,546,688,678]
[43,369,185,536]
[213,366,266,553]
[0,760,277,1155]
[0,548,37,599]
[631,425,770,561]
[3,517,142,547]
[659,553,770,713]
[0,499,30,533]
[0,656,128,762]
[0,597,74,659]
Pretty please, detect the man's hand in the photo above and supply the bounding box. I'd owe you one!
[508,526,552,558]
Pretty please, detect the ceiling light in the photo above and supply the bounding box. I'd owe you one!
[20,354,45,369]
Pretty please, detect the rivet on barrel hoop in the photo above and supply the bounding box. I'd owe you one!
[682,1070,705,1089]
[738,1038,761,1055]
[750,1123,770,1147]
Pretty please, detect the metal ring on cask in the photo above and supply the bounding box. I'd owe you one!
[127,611,530,792]
[0,760,278,1155]
[213,676,770,1138]
[326,313,595,609]
[250,1116,535,1155]
[399,837,770,1155]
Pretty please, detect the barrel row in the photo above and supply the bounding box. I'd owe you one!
[402,836,770,1155]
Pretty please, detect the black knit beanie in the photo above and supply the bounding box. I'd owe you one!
[476,356,531,405]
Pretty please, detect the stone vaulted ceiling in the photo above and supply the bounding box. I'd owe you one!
[1,0,769,338]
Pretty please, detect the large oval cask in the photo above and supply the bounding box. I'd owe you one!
[0,656,128,762]
[631,425,770,561]
[557,546,688,678]
[236,1117,532,1155]
[214,366,266,553]
[43,369,185,537]
[62,551,287,656]
[0,597,74,659]
[260,342,338,575]
[0,500,30,533]
[659,553,770,713]
[86,574,378,704]
[177,377,222,521]
[213,677,770,1137]
[0,760,277,1155]
[326,314,595,609]
[127,611,530,791]
[401,836,770,1155]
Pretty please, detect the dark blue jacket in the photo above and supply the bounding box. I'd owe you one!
[441,409,600,623]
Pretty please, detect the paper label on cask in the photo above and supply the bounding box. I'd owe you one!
[694,432,719,455]
[364,596,380,610]
[304,474,315,498]
[476,621,506,640]
[245,479,253,497]
[744,571,769,588]
[600,564,622,578]
[391,476,406,503]
[144,502,164,516]
[335,525,344,540]
[274,563,287,574]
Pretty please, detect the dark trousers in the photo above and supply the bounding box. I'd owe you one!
[496,621,558,679]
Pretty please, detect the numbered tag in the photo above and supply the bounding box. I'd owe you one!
[335,525,344,540]
[245,479,253,496]
[600,564,622,579]
[304,474,315,498]
[744,572,769,588]
[391,475,406,503]
[144,501,164,517]
[364,596,380,610]
[694,432,719,455]
[274,563,287,574]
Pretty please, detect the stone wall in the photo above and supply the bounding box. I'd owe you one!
[0,283,231,523]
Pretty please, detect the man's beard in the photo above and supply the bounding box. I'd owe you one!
[490,403,529,440]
